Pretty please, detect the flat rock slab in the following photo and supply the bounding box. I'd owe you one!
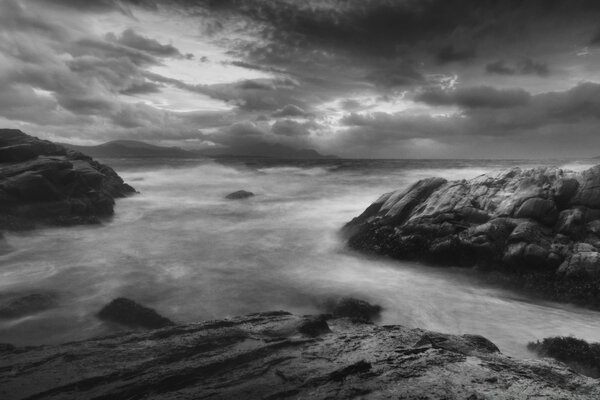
[0,312,597,399]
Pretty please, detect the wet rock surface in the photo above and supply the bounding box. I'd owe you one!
[225,190,255,199]
[345,165,600,306]
[528,336,600,378]
[0,129,135,231]
[97,298,175,329]
[0,312,598,399]
[0,293,59,320]
[324,297,382,322]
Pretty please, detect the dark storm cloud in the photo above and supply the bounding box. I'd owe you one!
[107,29,193,59]
[486,59,550,77]
[271,120,313,137]
[590,28,600,45]
[436,45,476,64]
[415,87,531,109]
[120,81,162,95]
[341,82,600,145]
[365,63,425,88]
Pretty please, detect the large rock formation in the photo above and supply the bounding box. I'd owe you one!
[1,311,598,399]
[345,166,600,305]
[0,129,135,230]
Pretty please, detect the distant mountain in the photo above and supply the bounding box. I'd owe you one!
[60,140,196,159]
[61,140,338,160]
[196,142,338,159]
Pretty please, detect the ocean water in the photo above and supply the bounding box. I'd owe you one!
[1,157,600,358]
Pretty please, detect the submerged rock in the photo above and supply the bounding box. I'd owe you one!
[324,297,382,322]
[345,165,600,306]
[0,129,135,230]
[97,298,174,329]
[0,312,598,399]
[225,190,254,200]
[0,293,58,319]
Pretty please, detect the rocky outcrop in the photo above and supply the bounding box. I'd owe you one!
[0,129,135,230]
[528,336,600,378]
[0,292,58,319]
[225,190,255,200]
[1,311,598,399]
[345,166,600,306]
[97,298,175,329]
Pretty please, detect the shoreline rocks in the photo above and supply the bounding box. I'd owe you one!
[344,165,600,307]
[0,311,598,399]
[97,298,175,330]
[528,336,600,378]
[0,129,136,231]
[225,190,255,200]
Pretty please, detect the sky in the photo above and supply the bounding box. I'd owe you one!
[3,0,600,158]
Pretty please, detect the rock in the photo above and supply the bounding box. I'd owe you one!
[324,297,382,322]
[528,336,600,378]
[225,190,254,200]
[414,332,500,356]
[557,252,600,278]
[0,129,136,230]
[0,312,598,399]
[97,298,174,329]
[345,165,600,305]
[0,293,58,319]
[297,315,331,336]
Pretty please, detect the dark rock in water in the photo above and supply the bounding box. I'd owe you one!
[344,165,600,306]
[97,298,174,329]
[528,336,600,378]
[1,312,598,399]
[325,297,382,322]
[0,129,136,231]
[225,190,254,200]
[0,293,58,319]
[297,315,331,336]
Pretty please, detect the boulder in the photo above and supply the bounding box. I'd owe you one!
[0,129,135,230]
[528,336,600,378]
[225,190,254,200]
[345,165,600,304]
[557,252,600,279]
[324,297,382,322]
[0,293,58,319]
[97,298,174,329]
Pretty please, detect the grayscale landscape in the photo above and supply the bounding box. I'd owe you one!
[2,1,600,399]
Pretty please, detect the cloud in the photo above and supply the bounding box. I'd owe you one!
[485,59,550,77]
[107,29,192,59]
[415,86,531,109]
[436,45,476,64]
[271,119,312,136]
[272,104,307,117]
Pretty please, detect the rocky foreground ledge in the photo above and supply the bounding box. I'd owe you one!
[1,311,598,399]
[0,129,135,231]
[345,165,600,306]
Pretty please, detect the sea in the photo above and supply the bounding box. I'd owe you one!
[2,157,600,358]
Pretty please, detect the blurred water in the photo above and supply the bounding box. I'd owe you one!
[1,157,599,358]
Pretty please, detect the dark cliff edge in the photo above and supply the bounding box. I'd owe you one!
[0,129,136,232]
[344,165,600,307]
[1,312,598,399]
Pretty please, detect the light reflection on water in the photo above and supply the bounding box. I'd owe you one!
[0,158,599,358]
